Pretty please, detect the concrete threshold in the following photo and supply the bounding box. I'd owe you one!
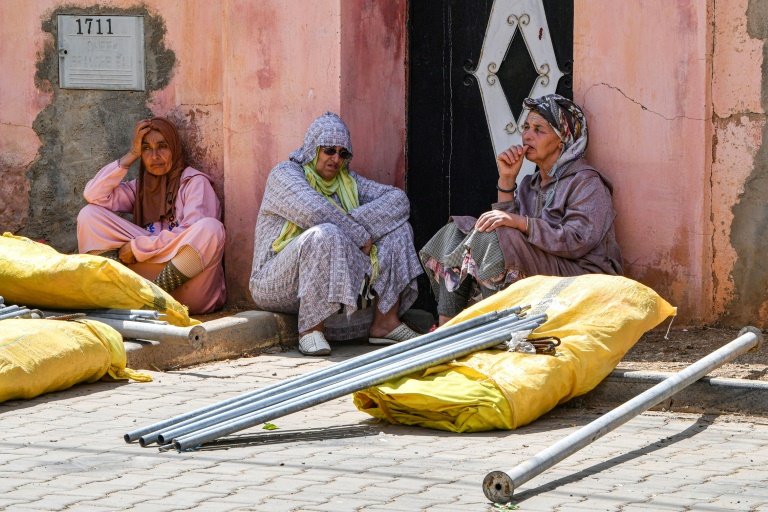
[125,310,299,370]
[571,369,768,416]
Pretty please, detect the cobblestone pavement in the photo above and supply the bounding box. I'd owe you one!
[2,344,768,512]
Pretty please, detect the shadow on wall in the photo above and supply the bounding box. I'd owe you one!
[22,4,175,253]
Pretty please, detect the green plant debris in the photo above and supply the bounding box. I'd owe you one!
[490,502,519,510]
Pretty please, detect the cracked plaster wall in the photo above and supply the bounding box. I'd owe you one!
[575,0,713,324]
[717,0,768,325]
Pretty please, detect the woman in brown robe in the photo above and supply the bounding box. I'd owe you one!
[420,94,623,325]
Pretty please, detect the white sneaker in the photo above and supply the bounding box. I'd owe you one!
[298,331,332,356]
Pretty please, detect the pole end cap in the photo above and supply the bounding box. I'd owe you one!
[483,470,515,504]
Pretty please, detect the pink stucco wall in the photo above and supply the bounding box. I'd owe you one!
[574,0,714,323]
[340,0,407,190]
[0,0,53,234]
[2,0,766,325]
[710,0,765,320]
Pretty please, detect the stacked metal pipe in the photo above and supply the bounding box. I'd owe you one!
[38,308,205,348]
[0,303,203,347]
[126,306,548,452]
[44,308,169,324]
[0,298,43,320]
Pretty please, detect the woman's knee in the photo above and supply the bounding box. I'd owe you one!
[189,217,225,246]
[303,223,349,251]
[77,204,111,226]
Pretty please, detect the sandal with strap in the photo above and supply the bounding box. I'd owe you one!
[298,331,332,356]
[369,323,420,346]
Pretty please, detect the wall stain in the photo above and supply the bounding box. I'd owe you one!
[627,225,699,324]
[725,0,768,326]
[22,4,175,252]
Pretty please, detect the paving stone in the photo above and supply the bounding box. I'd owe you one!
[2,344,768,511]
[12,493,93,511]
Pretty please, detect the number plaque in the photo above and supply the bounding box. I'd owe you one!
[57,15,145,91]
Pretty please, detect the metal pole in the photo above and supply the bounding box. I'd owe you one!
[0,308,30,320]
[482,326,764,504]
[0,305,20,315]
[80,309,161,318]
[125,307,525,443]
[171,316,547,451]
[150,315,546,446]
[80,316,207,349]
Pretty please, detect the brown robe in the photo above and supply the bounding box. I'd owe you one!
[451,158,623,278]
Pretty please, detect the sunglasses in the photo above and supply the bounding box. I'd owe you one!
[321,147,352,159]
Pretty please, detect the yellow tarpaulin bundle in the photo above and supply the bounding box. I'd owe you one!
[0,318,151,404]
[353,274,676,432]
[0,233,197,327]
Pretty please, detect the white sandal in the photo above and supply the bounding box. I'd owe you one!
[298,331,331,356]
[369,323,420,346]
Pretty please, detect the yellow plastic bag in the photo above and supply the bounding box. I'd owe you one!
[0,234,197,327]
[353,275,676,432]
[0,318,151,404]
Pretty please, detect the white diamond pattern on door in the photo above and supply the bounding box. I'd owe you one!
[471,0,564,181]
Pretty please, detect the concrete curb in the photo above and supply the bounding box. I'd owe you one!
[572,369,768,416]
[125,310,298,370]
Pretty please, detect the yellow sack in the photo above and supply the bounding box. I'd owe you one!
[0,318,151,404]
[353,275,676,432]
[0,234,197,327]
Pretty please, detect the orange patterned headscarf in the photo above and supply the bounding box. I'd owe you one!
[133,117,186,228]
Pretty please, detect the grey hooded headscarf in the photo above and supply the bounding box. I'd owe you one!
[523,94,588,180]
[289,112,354,166]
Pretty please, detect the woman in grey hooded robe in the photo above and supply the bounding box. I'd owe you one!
[250,112,423,355]
[421,95,623,326]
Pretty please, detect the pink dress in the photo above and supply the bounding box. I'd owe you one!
[77,160,226,314]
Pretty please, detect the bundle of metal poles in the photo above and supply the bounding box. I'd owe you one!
[40,308,206,348]
[0,302,204,347]
[43,308,168,324]
[125,305,548,452]
[0,297,43,320]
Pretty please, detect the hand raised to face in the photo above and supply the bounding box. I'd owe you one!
[496,145,529,181]
[130,119,153,158]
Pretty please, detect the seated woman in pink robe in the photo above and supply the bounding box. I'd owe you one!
[77,117,226,314]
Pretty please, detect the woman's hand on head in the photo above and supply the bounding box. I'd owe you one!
[475,210,527,233]
[496,144,529,181]
[118,119,153,169]
[130,119,153,157]
[118,241,137,264]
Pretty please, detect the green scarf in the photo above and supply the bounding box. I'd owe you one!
[272,150,379,285]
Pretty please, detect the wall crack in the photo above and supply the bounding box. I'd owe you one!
[0,121,34,129]
[592,82,707,121]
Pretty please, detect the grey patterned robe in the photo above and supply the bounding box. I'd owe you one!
[249,113,422,339]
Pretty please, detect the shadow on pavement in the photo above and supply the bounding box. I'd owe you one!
[183,424,379,451]
[511,413,719,504]
[0,380,131,415]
